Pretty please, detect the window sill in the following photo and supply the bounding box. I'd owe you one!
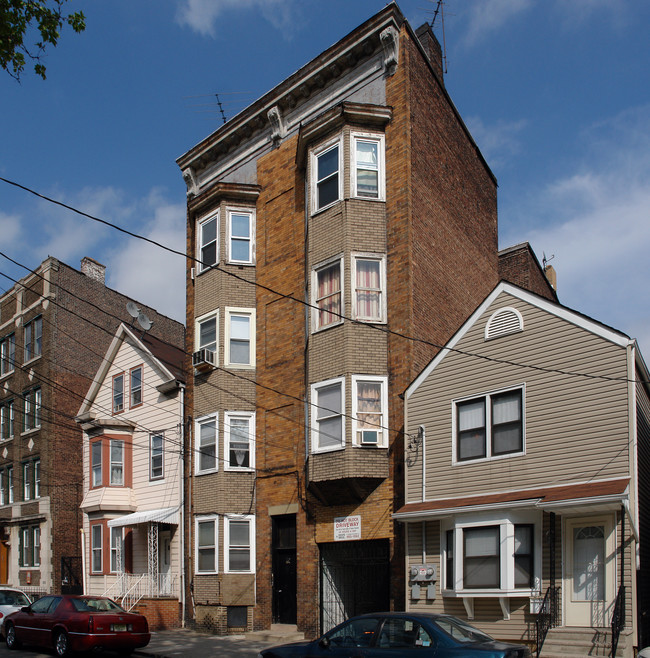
[21,428,40,438]
[311,446,345,455]
[442,589,535,598]
[310,199,342,217]
[23,355,42,367]
[452,450,525,467]
[312,320,344,334]
[195,469,219,477]
[0,370,15,381]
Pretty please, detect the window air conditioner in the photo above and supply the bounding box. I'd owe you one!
[192,349,216,372]
[360,429,379,445]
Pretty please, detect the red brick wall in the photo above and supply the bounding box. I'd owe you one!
[498,244,558,301]
[132,598,181,630]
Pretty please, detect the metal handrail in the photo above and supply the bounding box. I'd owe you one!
[611,585,625,658]
[535,585,559,656]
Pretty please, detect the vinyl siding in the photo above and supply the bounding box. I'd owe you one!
[406,292,630,503]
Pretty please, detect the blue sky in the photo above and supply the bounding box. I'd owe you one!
[2,0,649,355]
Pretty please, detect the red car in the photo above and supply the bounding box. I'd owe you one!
[3,594,150,656]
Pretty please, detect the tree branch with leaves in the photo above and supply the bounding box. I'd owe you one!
[1,0,85,81]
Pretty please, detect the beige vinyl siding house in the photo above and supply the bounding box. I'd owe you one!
[397,282,650,657]
[76,323,185,628]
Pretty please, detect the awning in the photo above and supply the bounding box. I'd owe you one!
[107,506,180,528]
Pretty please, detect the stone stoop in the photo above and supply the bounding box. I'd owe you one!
[540,627,633,658]
[244,624,305,644]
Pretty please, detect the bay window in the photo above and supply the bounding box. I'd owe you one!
[196,414,217,474]
[225,308,255,367]
[351,133,385,200]
[196,311,218,361]
[228,209,254,264]
[198,211,218,271]
[225,515,255,573]
[352,254,385,323]
[312,258,343,331]
[225,412,254,470]
[352,375,387,447]
[89,436,130,488]
[196,516,218,574]
[311,140,341,213]
[311,377,344,452]
[110,439,124,485]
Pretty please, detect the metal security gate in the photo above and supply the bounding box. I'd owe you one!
[320,539,389,633]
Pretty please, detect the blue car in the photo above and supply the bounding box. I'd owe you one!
[258,612,531,657]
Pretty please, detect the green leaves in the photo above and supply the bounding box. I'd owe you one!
[0,0,86,81]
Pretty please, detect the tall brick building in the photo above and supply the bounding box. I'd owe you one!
[0,257,184,596]
[177,3,555,637]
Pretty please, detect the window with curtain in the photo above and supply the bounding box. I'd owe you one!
[455,387,523,462]
[112,373,124,413]
[226,413,254,470]
[110,439,124,485]
[354,378,385,446]
[352,133,385,200]
[353,256,384,322]
[314,260,342,330]
[312,379,344,451]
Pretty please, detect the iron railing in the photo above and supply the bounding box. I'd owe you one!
[535,585,559,656]
[611,585,626,658]
[102,572,177,611]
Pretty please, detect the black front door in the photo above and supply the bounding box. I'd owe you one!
[272,514,297,624]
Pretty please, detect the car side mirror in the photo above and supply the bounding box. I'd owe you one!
[318,636,330,649]
[20,606,30,613]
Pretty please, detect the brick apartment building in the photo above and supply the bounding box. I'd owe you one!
[177,3,556,637]
[0,257,184,597]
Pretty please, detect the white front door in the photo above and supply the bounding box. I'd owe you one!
[564,515,615,627]
[159,531,172,595]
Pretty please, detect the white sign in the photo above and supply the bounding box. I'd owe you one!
[334,515,361,541]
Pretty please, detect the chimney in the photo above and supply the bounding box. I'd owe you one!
[544,264,557,291]
[415,23,444,85]
[81,257,106,285]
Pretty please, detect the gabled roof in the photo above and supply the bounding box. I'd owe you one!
[77,323,185,418]
[405,281,633,399]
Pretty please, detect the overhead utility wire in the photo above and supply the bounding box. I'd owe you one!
[0,175,644,386]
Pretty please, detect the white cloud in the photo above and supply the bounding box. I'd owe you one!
[464,116,527,169]
[501,104,650,355]
[0,213,22,249]
[459,0,532,48]
[176,0,297,38]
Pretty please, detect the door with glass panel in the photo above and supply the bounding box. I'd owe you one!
[565,516,615,627]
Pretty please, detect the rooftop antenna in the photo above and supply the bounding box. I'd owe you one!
[215,93,227,124]
[430,0,449,74]
[542,252,555,270]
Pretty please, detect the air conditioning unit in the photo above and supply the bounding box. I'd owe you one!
[359,429,379,445]
[192,349,216,372]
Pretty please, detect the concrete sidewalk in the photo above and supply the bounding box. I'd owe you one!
[135,626,302,658]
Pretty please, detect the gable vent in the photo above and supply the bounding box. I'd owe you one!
[485,307,524,340]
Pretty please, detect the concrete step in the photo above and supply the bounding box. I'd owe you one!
[540,627,630,658]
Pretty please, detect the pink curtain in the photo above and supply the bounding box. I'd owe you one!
[356,259,381,320]
[317,264,341,327]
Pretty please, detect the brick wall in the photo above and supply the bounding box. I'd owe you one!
[132,598,181,630]
[498,243,558,301]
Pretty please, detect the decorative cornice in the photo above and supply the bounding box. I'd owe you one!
[188,181,262,216]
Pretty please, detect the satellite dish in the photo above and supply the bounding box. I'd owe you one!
[137,312,153,332]
[126,301,140,318]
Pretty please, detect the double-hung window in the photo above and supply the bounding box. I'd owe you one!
[195,516,218,573]
[225,412,254,470]
[196,311,218,362]
[112,373,124,414]
[225,308,255,367]
[225,515,255,573]
[352,375,388,447]
[0,334,15,375]
[198,211,218,272]
[23,388,41,432]
[90,437,129,488]
[22,461,31,500]
[228,209,254,264]
[7,466,13,503]
[455,387,524,463]
[20,525,40,567]
[150,433,164,480]
[34,459,40,498]
[24,316,42,362]
[352,254,386,323]
[196,415,217,474]
[0,401,14,440]
[91,524,103,573]
[312,258,343,331]
[91,440,102,487]
[130,366,143,408]
[311,377,344,452]
[312,140,341,213]
[110,439,124,485]
[351,133,385,200]
[110,527,123,573]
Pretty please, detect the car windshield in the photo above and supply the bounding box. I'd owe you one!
[434,616,494,644]
[71,598,125,612]
[0,591,30,606]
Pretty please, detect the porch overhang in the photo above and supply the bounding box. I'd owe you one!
[107,506,180,528]
[393,478,630,522]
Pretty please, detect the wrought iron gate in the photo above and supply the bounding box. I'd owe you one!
[61,556,82,594]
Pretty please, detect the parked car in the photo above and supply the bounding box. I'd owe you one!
[258,612,531,657]
[0,589,31,637]
[3,594,150,656]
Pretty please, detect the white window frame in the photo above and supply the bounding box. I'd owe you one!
[197,210,219,272]
[441,511,541,596]
[1,401,14,440]
[227,208,255,265]
[311,255,344,333]
[195,515,218,574]
[351,375,388,448]
[130,366,143,408]
[91,440,102,488]
[310,376,345,454]
[112,373,124,414]
[22,461,30,500]
[23,316,42,363]
[110,526,123,573]
[91,524,103,573]
[150,432,164,480]
[351,253,386,323]
[0,470,4,505]
[34,459,40,498]
[225,307,255,368]
[351,131,385,201]
[224,411,255,471]
[0,333,15,376]
[452,385,525,466]
[224,514,255,573]
[310,137,343,214]
[110,439,124,486]
[195,414,218,475]
[23,388,41,432]
[7,466,13,504]
[195,310,219,363]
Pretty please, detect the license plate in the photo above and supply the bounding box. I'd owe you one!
[112,624,127,632]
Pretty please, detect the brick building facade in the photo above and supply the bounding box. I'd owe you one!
[178,3,556,637]
[0,257,184,597]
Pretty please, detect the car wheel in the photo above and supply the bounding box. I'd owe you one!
[54,629,70,657]
[5,623,21,650]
